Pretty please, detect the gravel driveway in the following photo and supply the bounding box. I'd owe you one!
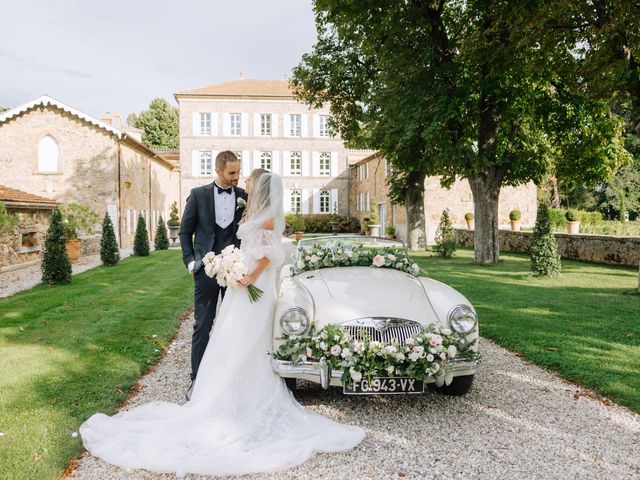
[68,312,640,480]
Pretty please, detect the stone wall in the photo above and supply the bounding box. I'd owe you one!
[0,206,53,269]
[455,229,640,267]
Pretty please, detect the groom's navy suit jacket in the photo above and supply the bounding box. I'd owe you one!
[179,182,248,273]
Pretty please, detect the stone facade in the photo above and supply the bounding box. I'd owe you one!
[175,79,351,217]
[0,206,54,270]
[0,96,178,249]
[455,229,640,267]
[349,153,538,244]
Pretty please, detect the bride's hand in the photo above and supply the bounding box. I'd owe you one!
[238,274,255,287]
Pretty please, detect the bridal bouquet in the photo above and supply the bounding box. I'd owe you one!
[202,245,263,302]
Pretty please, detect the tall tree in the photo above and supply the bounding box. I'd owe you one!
[293,1,630,262]
[128,98,179,149]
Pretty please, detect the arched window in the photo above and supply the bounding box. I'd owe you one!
[38,136,59,172]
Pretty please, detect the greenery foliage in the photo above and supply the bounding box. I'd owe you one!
[133,214,150,256]
[127,98,179,149]
[154,216,170,250]
[464,212,474,222]
[565,209,578,222]
[100,213,119,266]
[0,201,19,235]
[285,214,359,234]
[530,203,561,277]
[59,203,100,240]
[167,201,180,227]
[433,209,456,258]
[41,208,72,284]
[509,210,521,221]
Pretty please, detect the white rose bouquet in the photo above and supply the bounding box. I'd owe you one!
[202,245,263,302]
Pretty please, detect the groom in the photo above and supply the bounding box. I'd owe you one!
[179,151,247,400]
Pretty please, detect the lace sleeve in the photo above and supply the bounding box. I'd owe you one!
[254,229,285,266]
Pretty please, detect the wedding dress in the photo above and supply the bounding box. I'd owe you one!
[80,174,365,477]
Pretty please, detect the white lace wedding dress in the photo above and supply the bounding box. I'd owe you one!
[80,221,365,477]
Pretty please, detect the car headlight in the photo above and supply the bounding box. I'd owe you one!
[280,307,310,336]
[448,305,477,334]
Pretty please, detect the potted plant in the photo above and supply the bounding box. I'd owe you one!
[60,203,100,262]
[167,201,180,245]
[385,225,396,239]
[368,201,381,237]
[362,217,371,236]
[292,214,306,241]
[565,209,580,234]
[464,212,474,230]
[509,209,521,231]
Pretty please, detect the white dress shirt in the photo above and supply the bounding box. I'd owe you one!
[188,182,236,274]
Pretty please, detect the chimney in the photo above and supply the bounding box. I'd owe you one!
[100,112,122,129]
[239,70,245,80]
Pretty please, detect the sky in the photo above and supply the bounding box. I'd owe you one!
[0,0,318,119]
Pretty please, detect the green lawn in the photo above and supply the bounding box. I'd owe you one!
[415,249,640,412]
[0,250,193,480]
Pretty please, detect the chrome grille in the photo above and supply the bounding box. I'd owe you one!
[341,318,422,345]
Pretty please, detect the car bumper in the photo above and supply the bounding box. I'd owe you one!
[271,353,480,389]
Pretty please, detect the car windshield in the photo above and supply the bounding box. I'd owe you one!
[296,235,406,256]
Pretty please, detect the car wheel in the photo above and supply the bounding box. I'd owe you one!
[429,374,474,396]
[284,377,297,393]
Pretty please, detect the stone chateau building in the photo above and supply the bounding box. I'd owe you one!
[0,95,179,270]
[174,78,359,216]
[350,152,537,244]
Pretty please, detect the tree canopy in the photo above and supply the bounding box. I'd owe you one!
[127,98,179,149]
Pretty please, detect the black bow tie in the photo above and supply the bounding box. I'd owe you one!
[216,185,232,195]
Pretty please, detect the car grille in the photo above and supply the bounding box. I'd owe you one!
[341,318,423,345]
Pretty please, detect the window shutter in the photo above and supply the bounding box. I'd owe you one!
[282,151,291,176]
[192,112,200,136]
[241,113,248,136]
[312,114,320,137]
[283,188,291,213]
[330,152,338,177]
[312,189,320,214]
[301,151,310,176]
[223,113,230,136]
[211,112,218,136]
[272,113,279,137]
[311,152,320,176]
[192,150,200,176]
[253,113,261,136]
[271,151,280,174]
[301,114,309,137]
[242,150,251,177]
[126,209,131,234]
[331,189,339,214]
[301,189,310,214]
[284,114,291,137]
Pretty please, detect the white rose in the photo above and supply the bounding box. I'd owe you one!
[352,341,364,353]
[405,337,415,346]
[341,348,352,359]
[306,347,313,358]
[395,352,405,362]
[447,345,457,358]
[442,328,452,336]
[319,341,327,351]
[350,368,362,383]
[369,341,382,352]
[384,345,397,355]
[386,365,395,375]
[426,354,434,362]
[409,352,421,362]
[320,331,328,340]
[413,346,424,356]
[221,245,236,256]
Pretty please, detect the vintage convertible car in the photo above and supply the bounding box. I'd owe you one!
[271,236,480,396]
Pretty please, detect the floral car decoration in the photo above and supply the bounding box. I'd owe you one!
[290,241,422,276]
[274,322,477,387]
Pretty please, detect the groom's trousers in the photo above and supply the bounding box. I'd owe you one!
[191,268,226,381]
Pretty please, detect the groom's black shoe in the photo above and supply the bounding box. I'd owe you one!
[186,381,194,401]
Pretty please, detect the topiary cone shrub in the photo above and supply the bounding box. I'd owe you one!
[133,214,150,256]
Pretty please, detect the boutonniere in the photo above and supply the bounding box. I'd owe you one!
[236,198,247,210]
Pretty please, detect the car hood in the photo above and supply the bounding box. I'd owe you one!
[295,267,439,325]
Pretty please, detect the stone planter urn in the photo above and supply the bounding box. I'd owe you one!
[168,225,179,245]
[566,221,580,234]
[510,220,521,232]
[369,224,381,237]
[465,220,475,230]
[65,239,81,263]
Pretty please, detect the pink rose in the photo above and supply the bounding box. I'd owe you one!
[429,335,443,346]
[372,255,385,267]
[330,345,342,356]
[310,255,320,264]
[306,347,313,358]
[440,351,447,360]
[388,254,396,262]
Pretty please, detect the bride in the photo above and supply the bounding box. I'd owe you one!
[80,171,365,476]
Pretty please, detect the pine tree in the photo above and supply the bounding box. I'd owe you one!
[530,202,561,277]
[433,209,456,258]
[154,215,170,250]
[100,212,120,266]
[41,208,72,284]
[133,213,150,256]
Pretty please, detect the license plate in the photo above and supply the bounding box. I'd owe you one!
[343,377,424,395]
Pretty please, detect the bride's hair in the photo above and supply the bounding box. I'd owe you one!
[240,168,268,224]
[242,172,285,236]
